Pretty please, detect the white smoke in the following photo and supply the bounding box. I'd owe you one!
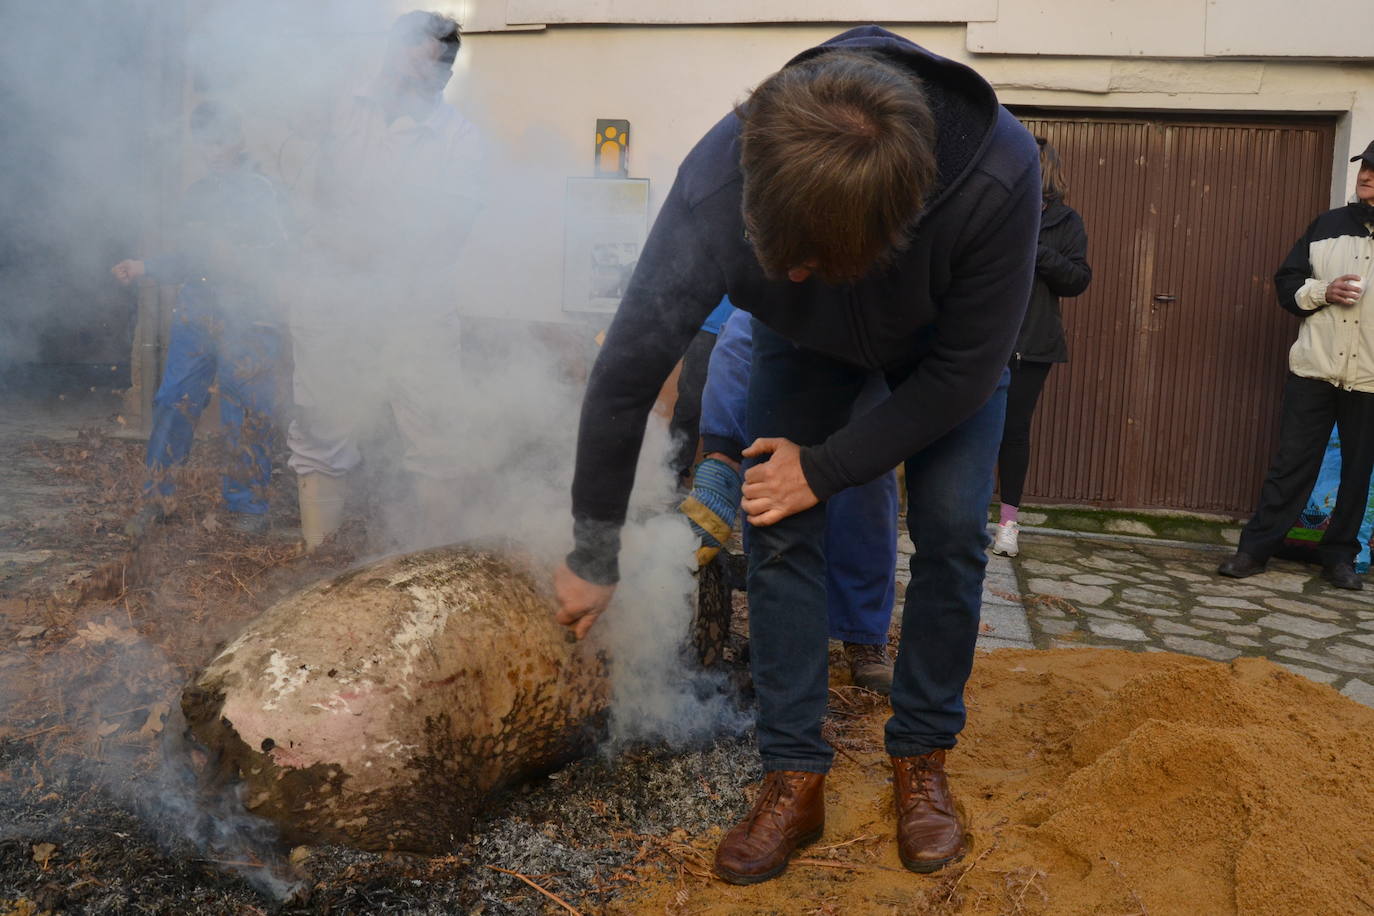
[0,628,305,902]
[598,423,751,748]
[0,0,746,887]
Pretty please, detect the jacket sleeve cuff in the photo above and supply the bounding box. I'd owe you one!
[1297,278,1329,311]
[799,445,847,503]
[566,517,622,585]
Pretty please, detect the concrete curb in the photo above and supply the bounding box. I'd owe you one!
[997,523,1234,554]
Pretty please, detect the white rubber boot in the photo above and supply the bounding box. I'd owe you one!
[298,472,347,551]
[992,520,1020,557]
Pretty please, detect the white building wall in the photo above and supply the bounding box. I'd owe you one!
[419,2,1374,321]
[459,0,1374,51]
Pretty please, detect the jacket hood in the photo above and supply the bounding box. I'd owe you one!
[1041,198,1074,230]
[780,26,1001,215]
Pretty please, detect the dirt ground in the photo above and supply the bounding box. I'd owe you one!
[621,649,1374,916]
[3,428,1374,914]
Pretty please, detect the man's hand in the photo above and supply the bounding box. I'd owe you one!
[553,562,616,640]
[740,437,819,527]
[1325,274,1364,307]
[111,259,145,285]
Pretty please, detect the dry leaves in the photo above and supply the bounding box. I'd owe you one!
[138,700,170,739]
[69,619,140,649]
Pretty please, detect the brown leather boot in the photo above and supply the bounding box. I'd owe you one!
[713,770,825,885]
[843,641,894,695]
[892,750,967,873]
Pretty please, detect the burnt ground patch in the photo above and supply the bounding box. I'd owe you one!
[0,729,759,915]
[1,428,763,915]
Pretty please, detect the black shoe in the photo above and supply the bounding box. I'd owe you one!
[1322,562,1364,591]
[1217,551,1266,578]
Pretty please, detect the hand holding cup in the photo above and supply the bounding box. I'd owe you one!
[1325,274,1364,307]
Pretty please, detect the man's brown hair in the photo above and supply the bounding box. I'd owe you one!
[739,51,937,284]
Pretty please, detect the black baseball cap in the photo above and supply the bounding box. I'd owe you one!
[1351,140,1374,164]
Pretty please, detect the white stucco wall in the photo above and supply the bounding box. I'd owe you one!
[457,0,1374,55]
[435,15,1374,322]
[447,24,846,321]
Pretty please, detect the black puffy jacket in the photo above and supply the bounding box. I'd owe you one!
[1014,199,1091,363]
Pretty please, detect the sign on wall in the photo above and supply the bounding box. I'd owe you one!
[594,118,630,177]
[562,176,649,314]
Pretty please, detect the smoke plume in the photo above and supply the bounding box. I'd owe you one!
[1,0,745,886]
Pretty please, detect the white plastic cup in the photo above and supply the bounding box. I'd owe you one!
[1353,277,1365,301]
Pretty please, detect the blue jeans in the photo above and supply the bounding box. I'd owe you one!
[701,310,897,644]
[744,319,1008,773]
[145,303,281,515]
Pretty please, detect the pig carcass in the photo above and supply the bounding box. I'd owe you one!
[181,545,613,852]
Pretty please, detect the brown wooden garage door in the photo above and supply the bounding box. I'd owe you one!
[1011,110,1336,515]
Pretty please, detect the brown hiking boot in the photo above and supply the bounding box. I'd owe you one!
[892,750,967,873]
[844,641,894,695]
[713,770,825,885]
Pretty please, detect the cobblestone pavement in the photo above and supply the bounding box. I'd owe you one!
[895,525,1374,709]
[0,393,131,594]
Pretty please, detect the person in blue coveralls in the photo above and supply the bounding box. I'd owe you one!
[552,28,1039,884]
[681,305,899,693]
[114,101,288,537]
[666,297,737,488]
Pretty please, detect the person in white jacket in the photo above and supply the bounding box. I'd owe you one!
[286,10,484,550]
[1218,141,1374,591]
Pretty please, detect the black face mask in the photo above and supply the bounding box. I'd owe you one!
[422,44,457,92]
[420,61,453,96]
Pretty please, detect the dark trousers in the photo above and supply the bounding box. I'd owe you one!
[1239,373,1374,566]
[996,358,1053,508]
[744,319,1007,772]
[667,328,719,481]
[701,310,898,644]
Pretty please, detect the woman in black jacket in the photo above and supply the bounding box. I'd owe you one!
[992,137,1092,557]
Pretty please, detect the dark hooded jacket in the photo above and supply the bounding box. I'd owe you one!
[568,26,1041,582]
[1013,198,1091,363]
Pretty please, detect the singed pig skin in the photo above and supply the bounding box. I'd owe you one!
[181,545,610,852]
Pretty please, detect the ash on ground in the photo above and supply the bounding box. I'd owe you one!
[0,730,759,914]
[1,429,764,915]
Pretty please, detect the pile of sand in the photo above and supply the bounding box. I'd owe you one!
[627,649,1374,914]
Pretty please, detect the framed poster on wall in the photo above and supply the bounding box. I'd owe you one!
[562,176,650,315]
